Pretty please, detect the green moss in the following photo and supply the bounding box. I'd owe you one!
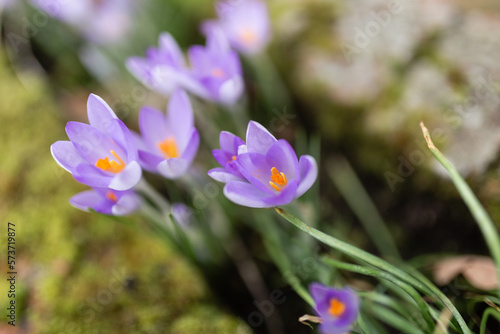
[0,53,249,333]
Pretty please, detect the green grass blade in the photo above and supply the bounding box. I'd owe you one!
[275,207,471,334]
[370,306,426,334]
[480,308,500,334]
[328,156,401,261]
[322,257,434,331]
[420,122,500,298]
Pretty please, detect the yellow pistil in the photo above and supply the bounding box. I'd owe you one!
[239,28,257,46]
[269,167,287,192]
[328,298,345,317]
[106,191,118,203]
[157,137,179,159]
[211,68,225,78]
[95,150,125,173]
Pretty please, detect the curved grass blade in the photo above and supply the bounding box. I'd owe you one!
[328,156,401,261]
[480,308,500,334]
[275,207,471,334]
[323,257,434,331]
[420,122,500,298]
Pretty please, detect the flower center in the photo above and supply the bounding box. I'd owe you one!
[157,137,179,159]
[239,28,257,46]
[95,150,126,173]
[106,191,118,203]
[328,298,345,317]
[269,167,287,192]
[211,68,226,78]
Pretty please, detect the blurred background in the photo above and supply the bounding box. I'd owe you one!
[1,0,500,333]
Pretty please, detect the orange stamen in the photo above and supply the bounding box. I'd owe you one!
[328,298,345,317]
[95,150,126,173]
[269,167,287,192]
[106,191,118,203]
[157,137,179,159]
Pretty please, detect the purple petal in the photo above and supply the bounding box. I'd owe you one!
[188,46,211,73]
[166,89,194,152]
[208,167,245,183]
[138,106,168,150]
[309,283,360,332]
[109,161,142,191]
[74,164,113,188]
[246,121,276,153]
[318,323,351,334]
[113,191,141,216]
[310,283,332,307]
[223,181,271,208]
[157,158,189,179]
[51,141,86,174]
[158,32,185,67]
[218,0,271,54]
[86,94,118,135]
[219,131,245,154]
[218,75,244,105]
[115,119,138,162]
[202,21,230,53]
[236,153,275,194]
[265,139,300,181]
[131,131,148,152]
[180,129,199,165]
[296,155,318,198]
[223,177,297,208]
[126,57,152,83]
[70,189,112,214]
[66,121,127,165]
[262,179,297,206]
[212,149,236,168]
[138,150,163,172]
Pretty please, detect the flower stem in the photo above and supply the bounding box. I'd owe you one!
[135,178,171,214]
[274,207,471,334]
[420,122,500,298]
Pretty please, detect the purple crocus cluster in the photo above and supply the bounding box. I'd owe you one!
[50,0,318,212]
[208,121,318,208]
[309,283,360,334]
[127,31,243,105]
[51,91,199,215]
[126,0,270,105]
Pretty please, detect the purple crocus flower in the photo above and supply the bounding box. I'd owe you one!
[126,32,194,97]
[187,26,244,104]
[134,90,199,179]
[51,94,142,191]
[309,283,360,334]
[30,0,136,44]
[70,187,140,216]
[203,0,271,55]
[207,131,246,182]
[209,121,318,208]
[127,30,244,105]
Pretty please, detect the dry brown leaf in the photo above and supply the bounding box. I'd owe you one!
[433,255,498,290]
[299,314,322,329]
